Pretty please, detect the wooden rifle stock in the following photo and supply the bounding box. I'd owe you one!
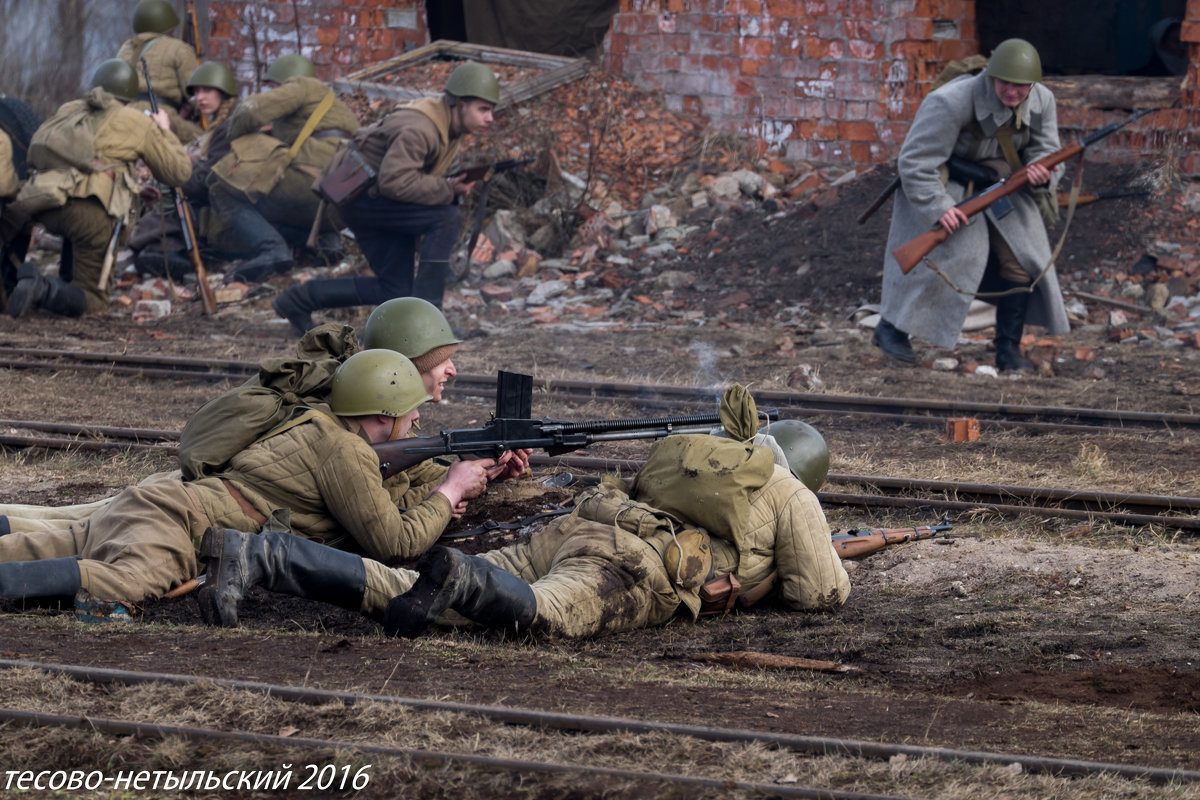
[182,0,208,130]
[831,517,952,559]
[891,109,1151,274]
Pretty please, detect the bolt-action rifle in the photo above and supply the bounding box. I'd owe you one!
[372,371,778,479]
[461,157,535,261]
[831,515,952,559]
[1057,187,1150,207]
[140,58,218,314]
[181,0,208,131]
[891,109,1151,274]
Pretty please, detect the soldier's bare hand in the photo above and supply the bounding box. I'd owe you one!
[487,448,531,481]
[149,109,171,133]
[1026,163,1051,186]
[445,458,494,501]
[938,206,969,232]
[449,175,476,197]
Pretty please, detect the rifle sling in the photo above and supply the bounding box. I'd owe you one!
[290,92,336,159]
[438,505,575,541]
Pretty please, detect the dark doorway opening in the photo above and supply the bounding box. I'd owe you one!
[976,0,1187,75]
[426,1,467,42]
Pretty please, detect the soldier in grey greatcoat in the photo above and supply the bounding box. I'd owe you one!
[875,39,1069,371]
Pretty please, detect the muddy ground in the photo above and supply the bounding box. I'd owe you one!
[0,158,1198,798]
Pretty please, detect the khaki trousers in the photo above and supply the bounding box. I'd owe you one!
[0,480,208,604]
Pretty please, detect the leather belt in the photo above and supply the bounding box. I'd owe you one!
[221,479,268,526]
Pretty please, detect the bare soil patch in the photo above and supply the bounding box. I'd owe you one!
[0,155,1198,797]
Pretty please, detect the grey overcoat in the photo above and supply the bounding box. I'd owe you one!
[880,72,1070,349]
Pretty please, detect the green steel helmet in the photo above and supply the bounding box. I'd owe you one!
[361,297,462,361]
[985,38,1043,85]
[445,61,500,105]
[187,62,238,97]
[760,419,830,492]
[329,349,431,418]
[132,0,180,33]
[264,54,316,84]
[90,59,139,103]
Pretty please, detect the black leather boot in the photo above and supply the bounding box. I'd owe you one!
[6,263,50,317]
[994,285,1035,372]
[40,276,88,317]
[271,278,364,336]
[412,259,450,308]
[196,527,367,627]
[0,557,82,603]
[872,317,918,363]
[383,545,537,639]
[135,249,194,281]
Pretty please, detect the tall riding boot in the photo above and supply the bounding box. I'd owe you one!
[412,259,450,308]
[196,527,367,627]
[6,263,50,317]
[872,317,918,364]
[40,275,88,318]
[0,557,82,603]
[993,284,1035,372]
[271,278,364,336]
[383,545,537,639]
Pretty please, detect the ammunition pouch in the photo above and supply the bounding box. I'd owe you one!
[314,146,376,206]
[698,573,740,617]
[1032,186,1059,227]
[11,169,79,216]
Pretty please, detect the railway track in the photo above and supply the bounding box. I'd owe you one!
[2,346,1199,434]
[1,420,1197,529]
[1,660,1196,792]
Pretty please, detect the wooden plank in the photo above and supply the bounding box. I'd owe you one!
[334,40,590,111]
[1042,75,1181,111]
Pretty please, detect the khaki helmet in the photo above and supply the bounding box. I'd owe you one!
[187,62,238,98]
[361,297,461,361]
[445,61,500,105]
[264,54,316,84]
[132,0,180,33]
[985,38,1042,85]
[91,59,139,103]
[329,349,431,418]
[760,419,830,492]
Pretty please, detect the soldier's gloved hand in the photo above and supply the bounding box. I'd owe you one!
[139,184,162,204]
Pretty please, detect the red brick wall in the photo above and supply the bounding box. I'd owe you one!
[200,0,1200,175]
[603,0,1200,175]
[205,0,428,89]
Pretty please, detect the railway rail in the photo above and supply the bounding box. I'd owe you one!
[2,659,1196,792]
[2,346,1199,434]
[1,420,1197,530]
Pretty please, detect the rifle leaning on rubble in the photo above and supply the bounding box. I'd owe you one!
[461,157,535,262]
[140,58,218,314]
[891,109,1152,274]
[831,516,953,559]
[372,370,778,480]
